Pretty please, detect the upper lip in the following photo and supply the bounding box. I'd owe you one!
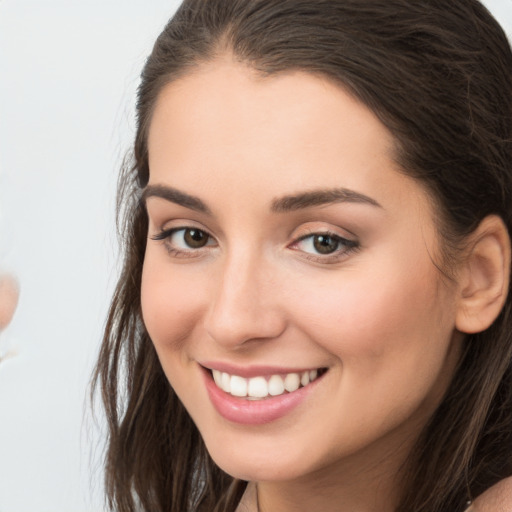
[199,361,326,378]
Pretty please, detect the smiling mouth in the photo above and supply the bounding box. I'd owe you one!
[209,368,328,400]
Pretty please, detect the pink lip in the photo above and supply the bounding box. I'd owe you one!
[200,365,325,425]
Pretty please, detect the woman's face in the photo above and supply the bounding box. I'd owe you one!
[141,59,463,483]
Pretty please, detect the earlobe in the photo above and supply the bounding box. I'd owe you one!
[455,215,511,334]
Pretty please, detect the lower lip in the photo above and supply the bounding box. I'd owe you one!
[202,367,324,425]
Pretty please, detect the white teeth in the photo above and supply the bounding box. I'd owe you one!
[211,368,322,399]
[248,376,268,398]
[213,369,222,387]
[284,373,300,392]
[221,372,231,393]
[230,375,248,397]
[268,374,285,396]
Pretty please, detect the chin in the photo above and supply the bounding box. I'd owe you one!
[209,450,307,482]
[200,428,328,483]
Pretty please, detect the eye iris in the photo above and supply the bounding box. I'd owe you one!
[313,234,339,254]
[184,229,208,248]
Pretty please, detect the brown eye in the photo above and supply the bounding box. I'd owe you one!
[292,232,359,261]
[312,234,340,254]
[151,226,216,255]
[184,228,210,248]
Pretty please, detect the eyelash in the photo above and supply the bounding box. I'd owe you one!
[151,227,359,262]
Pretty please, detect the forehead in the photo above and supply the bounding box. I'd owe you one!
[146,58,431,221]
[149,60,392,142]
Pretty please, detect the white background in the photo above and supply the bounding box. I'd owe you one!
[0,1,511,511]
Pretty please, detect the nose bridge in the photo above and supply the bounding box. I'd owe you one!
[205,246,284,347]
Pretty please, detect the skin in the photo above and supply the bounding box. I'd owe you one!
[141,57,466,512]
[0,273,18,331]
[469,477,512,512]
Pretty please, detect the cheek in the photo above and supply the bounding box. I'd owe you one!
[140,253,210,406]
[141,252,205,355]
[301,244,453,348]
[289,255,458,395]
[283,263,460,453]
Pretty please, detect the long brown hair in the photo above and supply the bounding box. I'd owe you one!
[92,1,512,511]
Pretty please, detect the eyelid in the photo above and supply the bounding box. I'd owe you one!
[149,216,213,237]
[291,224,357,244]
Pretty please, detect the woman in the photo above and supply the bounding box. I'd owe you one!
[93,1,512,511]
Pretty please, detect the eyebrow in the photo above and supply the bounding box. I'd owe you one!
[142,184,211,214]
[271,188,382,212]
[141,184,381,214]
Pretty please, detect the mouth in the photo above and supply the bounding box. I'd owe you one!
[201,364,329,425]
[207,367,328,400]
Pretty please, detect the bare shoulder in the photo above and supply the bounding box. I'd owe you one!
[468,477,512,512]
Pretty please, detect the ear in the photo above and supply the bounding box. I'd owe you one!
[456,215,511,334]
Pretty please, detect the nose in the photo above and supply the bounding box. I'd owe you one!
[204,250,287,349]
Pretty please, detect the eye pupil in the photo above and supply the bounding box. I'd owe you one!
[313,235,339,254]
[184,229,208,248]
